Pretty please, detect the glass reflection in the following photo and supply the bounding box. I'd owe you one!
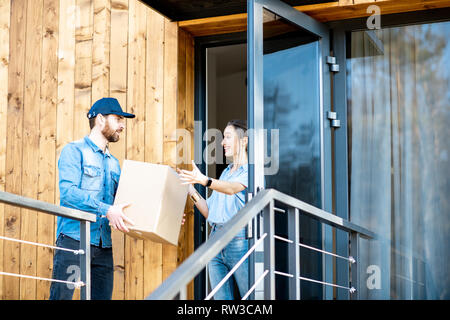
[262,10,322,299]
[264,43,320,207]
[348,21,450,299]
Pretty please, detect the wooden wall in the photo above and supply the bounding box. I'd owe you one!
[0,0,195,300]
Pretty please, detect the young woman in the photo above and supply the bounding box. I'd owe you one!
[178,119,249,300]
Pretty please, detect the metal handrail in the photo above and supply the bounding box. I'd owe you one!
[146,188,374,300]
[0,191,96,222]
[0,190,96,300]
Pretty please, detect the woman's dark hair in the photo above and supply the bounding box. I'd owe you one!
[226,119,247,134]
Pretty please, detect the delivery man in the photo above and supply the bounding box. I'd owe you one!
[49,97,135,300]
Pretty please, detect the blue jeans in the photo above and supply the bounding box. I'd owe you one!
[49,234,114,300]
[208,224,249,300]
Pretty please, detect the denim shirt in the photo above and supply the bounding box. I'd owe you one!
[206,163,248,225]
[56,135,121,247]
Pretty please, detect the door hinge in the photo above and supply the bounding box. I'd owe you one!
[326,56,339,73]
[327,111,341,128]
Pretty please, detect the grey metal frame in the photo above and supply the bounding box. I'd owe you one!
[247,0,330,195]
[247,0,334,299]
[146,188,374,300]
[0,191,96,300]
[331,27,351,300]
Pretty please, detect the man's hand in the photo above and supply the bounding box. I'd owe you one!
[187,183,196,196]
[106,203,135,233]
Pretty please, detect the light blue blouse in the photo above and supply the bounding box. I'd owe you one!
[206,163,248,225]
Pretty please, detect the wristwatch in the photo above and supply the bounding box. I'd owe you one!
[205,177,213,187]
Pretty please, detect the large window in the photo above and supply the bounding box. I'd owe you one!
[347,21,450,299]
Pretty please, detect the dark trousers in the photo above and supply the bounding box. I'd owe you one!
[49,234,114,300]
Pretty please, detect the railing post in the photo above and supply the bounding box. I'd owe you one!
[80,220,91,300]
[263,199,275,300]
[179,285,187,300]
[287,207,300,299]
[350,232,359,300]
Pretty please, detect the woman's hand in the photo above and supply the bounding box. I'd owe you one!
[177,160,208,186]
[176,161,210,219]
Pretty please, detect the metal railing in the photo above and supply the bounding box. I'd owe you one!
[146,188,375,300]
[0,191,96,300]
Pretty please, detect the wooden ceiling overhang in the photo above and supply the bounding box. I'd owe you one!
[175,0,450,37]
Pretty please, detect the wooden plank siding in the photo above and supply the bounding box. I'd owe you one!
[0,0,11,301]
[4,0,27,300]
[20,0,44,300]
[0,0,195,300]
[143,6,164,298]
[109,0,128,301]
[124,0,146,300]
[36,0,59,300]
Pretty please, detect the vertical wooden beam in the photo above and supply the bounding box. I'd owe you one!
[185,33,195,167]
[0,0,11,300]
[125,0,146,299]
[162,17,178,283]
[143,6,164,297]
[176,28,186,281]
[145,9,164,167]
[4,0,27,300]
[87,0,111,299]
[162,18,178,169]
[184,31,195,300]
[57,0,76,299]
[56,0,76,199]
[175,28,195,300]
[92,0,111,102]
[110,0,129,300]
[36,0,59,300]
[20,0,44,300]
[74,0,93,141]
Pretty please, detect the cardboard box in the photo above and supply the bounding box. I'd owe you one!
[113,160,188,246]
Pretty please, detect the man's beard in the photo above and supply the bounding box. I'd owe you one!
[102,121,120,143]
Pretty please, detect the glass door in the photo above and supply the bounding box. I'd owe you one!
[247,0,333,299]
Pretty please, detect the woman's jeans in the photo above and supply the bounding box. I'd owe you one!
[49,234,114,300]
[208,224,249,300]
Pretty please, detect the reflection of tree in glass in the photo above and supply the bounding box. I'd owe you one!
[264,81,320,207]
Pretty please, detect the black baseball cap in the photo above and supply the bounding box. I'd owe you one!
[87,97,135,119]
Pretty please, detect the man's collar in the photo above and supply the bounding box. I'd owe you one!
[84,135,111,157]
